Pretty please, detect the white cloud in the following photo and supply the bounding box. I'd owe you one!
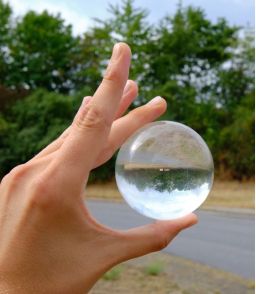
[6,0,91,35]
[6,0,254,34]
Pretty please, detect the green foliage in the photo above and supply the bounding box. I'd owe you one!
[0,0,12,83]
[5,10,80,92]
[144,260,165,276]
[80,0,152,94]
[75,29,107,93]
[121,168,212,192]
[89,157,116,183]
[219,94,254,179]
[102,266,122,281]
[0,90,76,175]
[0,0,254,180]
[145,6,238,87]
[214,30,255,178]
[0,89,115,181]
[0,0,11,41]
[105,0,152,81]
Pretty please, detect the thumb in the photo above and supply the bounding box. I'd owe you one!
[118,213,198,261]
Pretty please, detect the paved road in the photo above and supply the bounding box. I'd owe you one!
[87,201,254,279]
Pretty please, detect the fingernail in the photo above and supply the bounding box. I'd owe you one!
[111,43,121,60]
[123,80,132,95]
[82,96,91,106]
[104,44,121,78]
[147,96,164,105]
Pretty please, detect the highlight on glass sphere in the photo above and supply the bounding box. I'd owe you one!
[115,121,214,220]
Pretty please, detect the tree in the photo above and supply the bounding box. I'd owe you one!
[76,26,112,93]
[217,30,255,179]
[0,90,76,176]
[79,0,152,97]
[0,0,12,84]
[6,11,79,93]
[214,29,254,111]
[145,5,238,92]
[0,89,114,181]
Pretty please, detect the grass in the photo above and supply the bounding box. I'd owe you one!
[203,180,254,209]
[247,280,255,289]
[102,266,123,281]
[90,259,178,294]
[85,179,254,209]
[143,260,165,276]
[90,253,255,294]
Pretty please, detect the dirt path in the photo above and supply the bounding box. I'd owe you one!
[90,253,254,294]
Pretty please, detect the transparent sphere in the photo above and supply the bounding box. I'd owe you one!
[115,121,214,220]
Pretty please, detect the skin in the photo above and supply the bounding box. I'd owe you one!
[0,43,197,294]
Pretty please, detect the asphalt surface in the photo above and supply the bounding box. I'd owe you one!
[87,200,255,279]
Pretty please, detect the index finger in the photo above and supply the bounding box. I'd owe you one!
[54,43,131,186]
[93,43,131,121]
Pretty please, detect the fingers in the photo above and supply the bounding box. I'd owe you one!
[118,213,198,261]
[94,96,167,168]
[93,43,131,121]
[115,80,138,118]
[33,80,137,160]
[32,97,92,160]
[33,127,70,160]
[53,43,131,186]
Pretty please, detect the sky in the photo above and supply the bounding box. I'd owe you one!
[6,0,255,35]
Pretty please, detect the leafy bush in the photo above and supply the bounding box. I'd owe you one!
[219,94,254,179]
[144,260,165,276]
[0,90,74,175]
[0,89,117,181]
[102,266,122,281]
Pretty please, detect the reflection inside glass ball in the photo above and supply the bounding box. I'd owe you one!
[115,121,214,220]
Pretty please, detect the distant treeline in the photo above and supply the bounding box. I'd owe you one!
[0,0,254,180]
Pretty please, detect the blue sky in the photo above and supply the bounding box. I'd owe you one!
[7,0,255,35]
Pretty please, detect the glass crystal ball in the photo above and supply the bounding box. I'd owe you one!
[115,121,214,220]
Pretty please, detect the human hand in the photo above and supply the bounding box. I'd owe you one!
[0,43,197,293]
